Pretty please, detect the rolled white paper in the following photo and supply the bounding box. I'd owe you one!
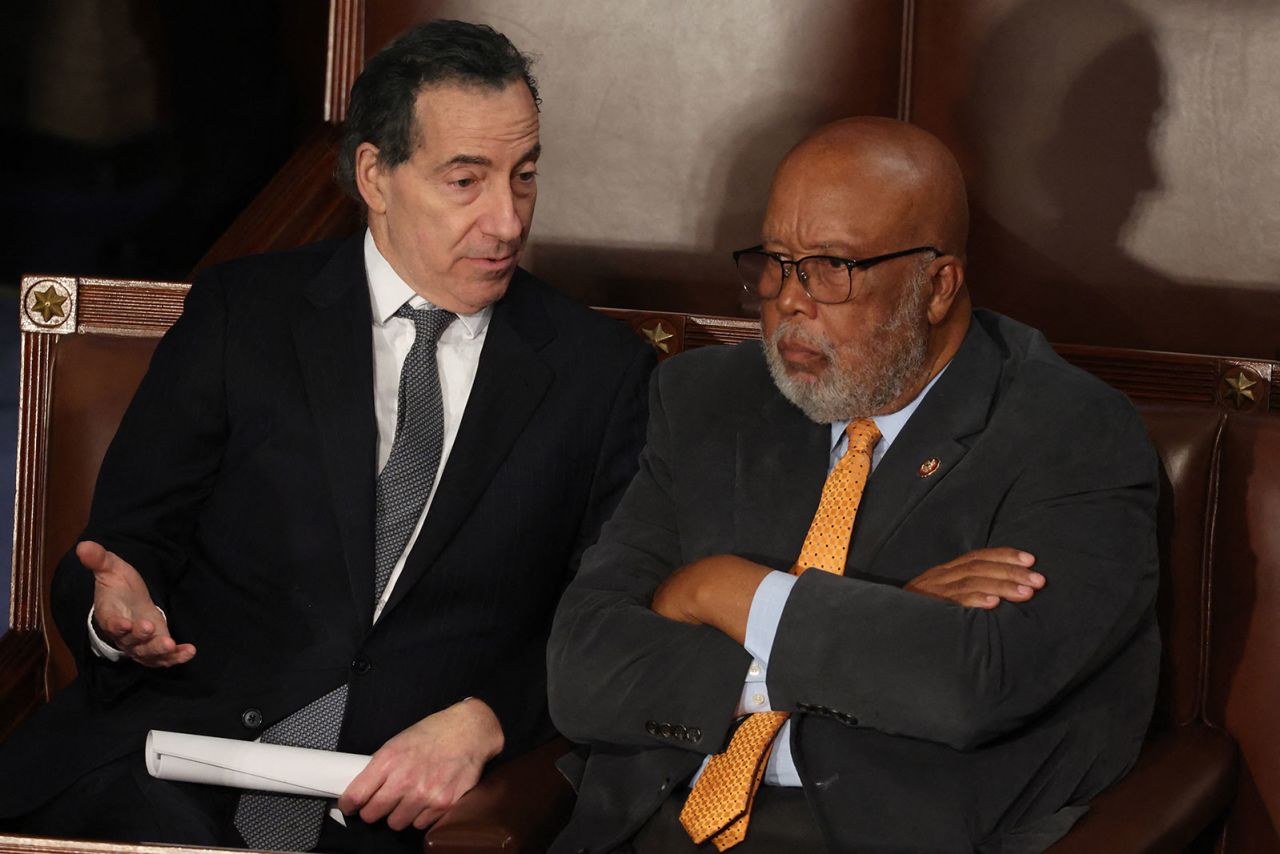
[145,730,371,798]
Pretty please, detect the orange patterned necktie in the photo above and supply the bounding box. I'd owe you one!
[679,418,881,851]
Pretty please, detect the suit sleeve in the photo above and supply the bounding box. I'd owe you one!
[547,361,753,754]
[765,392,1160,750]
[50,269,230,675]
[473,336,655,753]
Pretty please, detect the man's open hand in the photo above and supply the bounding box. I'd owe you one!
[338,697,504,831]
[79,540,195,667]
[905,547,1043,609]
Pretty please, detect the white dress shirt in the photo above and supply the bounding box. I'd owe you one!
[692,363,949,786]
[90,229,488,657]
[364,230,489,621]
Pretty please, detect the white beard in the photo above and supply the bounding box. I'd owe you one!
[764,267,930,424]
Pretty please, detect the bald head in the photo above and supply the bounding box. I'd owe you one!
[771,117,969,259]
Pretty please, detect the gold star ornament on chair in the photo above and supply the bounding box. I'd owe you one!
[1222,369,1258,410]
[31,286,68,323]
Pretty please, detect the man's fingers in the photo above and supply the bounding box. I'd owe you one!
[387,790,443,831]
[939,561,1045,588]
[141,644,197,667]
[945,576,1037,602]
[359,782,404,825]
[339,761,387,815]
[411,806,448,831]
[956,593,1001,609]
[937,547,1035,571]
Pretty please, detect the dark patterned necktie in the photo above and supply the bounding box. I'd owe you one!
[233,304,455,851]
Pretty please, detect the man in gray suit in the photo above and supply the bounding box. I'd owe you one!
[547,118,1159,853]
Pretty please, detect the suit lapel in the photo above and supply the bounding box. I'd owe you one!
[380,272,555,617]
[290,235,378,629]
[848,317,1006,573]
[735,387,830,569]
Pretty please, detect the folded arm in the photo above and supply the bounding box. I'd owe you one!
[547,373,751,752]
[765,407,1160,750]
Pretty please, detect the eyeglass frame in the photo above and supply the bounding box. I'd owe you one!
[731,244,943,304]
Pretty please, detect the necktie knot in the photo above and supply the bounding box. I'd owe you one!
[395,304,455,345]
[846,417,882,458]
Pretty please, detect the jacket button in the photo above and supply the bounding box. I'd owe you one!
[689,727,702,742]
[645,720,660,735]
[241,708,263,729]
[659,723,673,738]
[352,656,372,675]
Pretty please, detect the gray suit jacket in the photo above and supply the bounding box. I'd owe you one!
[547,310,1160,853]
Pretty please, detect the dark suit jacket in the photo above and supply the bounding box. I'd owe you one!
[0,235,654,835]
[547,310,1160,853]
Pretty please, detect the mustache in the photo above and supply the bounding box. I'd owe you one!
[768,319,837,359]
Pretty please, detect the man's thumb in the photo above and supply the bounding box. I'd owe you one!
[76,540,111,575]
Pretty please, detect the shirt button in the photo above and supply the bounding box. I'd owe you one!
[241,708,264,729]
[752,693,765,707]
[748,662,762,676]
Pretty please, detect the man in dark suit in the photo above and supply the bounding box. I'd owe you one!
[547,117,1159,853]
[0,20,652,853]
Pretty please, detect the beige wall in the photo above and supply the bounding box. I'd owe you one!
[365,0,1280,356]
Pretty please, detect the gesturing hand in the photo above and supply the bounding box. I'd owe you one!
[78,540,196,667]
[338,697,504,831]
[905,547,1044,609]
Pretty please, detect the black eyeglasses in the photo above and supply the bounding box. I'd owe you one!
[732,245,941,304]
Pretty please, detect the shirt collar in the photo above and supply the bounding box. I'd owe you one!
[829,362,951,456]
[363,229,492,339]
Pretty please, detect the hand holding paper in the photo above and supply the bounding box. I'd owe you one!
[146,730,370,797]
[339,697,504,831]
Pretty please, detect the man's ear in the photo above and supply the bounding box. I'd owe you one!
[354,143,388,215]
[925,256,966,325]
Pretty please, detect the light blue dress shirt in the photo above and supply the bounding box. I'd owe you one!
[691,364,948,787]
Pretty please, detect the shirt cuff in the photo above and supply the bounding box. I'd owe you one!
[743,570,797,666]
[87,606,125,662]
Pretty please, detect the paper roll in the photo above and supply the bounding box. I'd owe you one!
[145,730,370,798]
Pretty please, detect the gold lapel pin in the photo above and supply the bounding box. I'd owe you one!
[918,458,940,478]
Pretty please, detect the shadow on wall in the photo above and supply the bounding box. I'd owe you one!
[962,0,1279,359]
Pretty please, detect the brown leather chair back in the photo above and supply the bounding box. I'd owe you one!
[1207,414,1280,848]
[8,276,186,718]
[1136,406,1225,731]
